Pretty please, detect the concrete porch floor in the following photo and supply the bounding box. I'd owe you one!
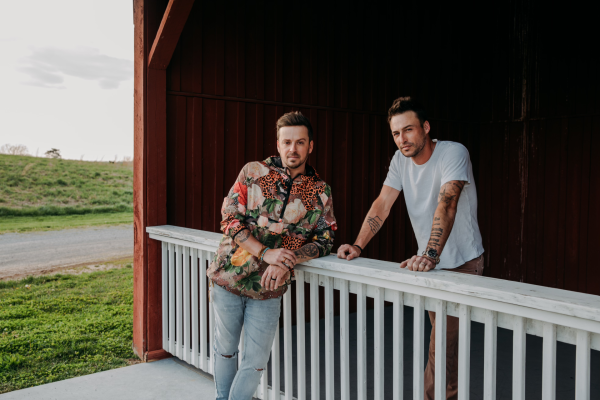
[0,358,214,400]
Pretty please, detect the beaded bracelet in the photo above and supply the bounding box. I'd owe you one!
[259,247,271,263]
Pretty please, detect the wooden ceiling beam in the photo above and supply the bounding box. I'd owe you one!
[148,0,195,70]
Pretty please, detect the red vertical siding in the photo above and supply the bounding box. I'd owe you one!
[157,0,600,295]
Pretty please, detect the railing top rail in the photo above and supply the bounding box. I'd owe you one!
[147,225,600,323]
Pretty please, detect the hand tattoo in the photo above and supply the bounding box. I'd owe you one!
[294,243,319,260]
[235,229,251,244]
[367,216,383,235]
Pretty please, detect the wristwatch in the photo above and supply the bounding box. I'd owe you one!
[423,248,440,264]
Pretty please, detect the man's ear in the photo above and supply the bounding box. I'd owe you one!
[309,140,314,154]
[276,140,281,153]
[423,121,431,135]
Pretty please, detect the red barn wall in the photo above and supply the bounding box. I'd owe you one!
[159,0,600,297]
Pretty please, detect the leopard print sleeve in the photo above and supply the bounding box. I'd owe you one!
[220,167,249,239]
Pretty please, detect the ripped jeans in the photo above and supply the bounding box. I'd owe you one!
[210,282,281,400]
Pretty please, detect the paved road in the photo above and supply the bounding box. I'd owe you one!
[0,225,133,279]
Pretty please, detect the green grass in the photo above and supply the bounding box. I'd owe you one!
[0,154,133,214]
[0,212,133,234]
[0,267,136,394]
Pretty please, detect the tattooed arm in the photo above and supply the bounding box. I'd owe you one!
[400,180,465,272]
[234,228,299,272]
[294,243,321,264]
[337,185,401,260]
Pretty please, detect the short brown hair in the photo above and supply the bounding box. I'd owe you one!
[276,111,314,142]
[388,97,428,126]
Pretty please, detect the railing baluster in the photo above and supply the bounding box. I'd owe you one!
[575,329,590,400]
[542,323,556,400]
[458,304,471,400]
[199,250,208,371]
[484,310,497,400]
[340,279,350,400]
[325,276,335,400]
[283,289,293,400]
[310,272,320,400]
[191,248,199,367]
[168,243,175,355]
[374,287,385,400]
[162,241,168,351]
[272,320,281,399]
[357,283,367,400]
[434,299,447,399]
[392,290,403,400]
[512,316,526,400]
[176,245,183,359]
[296,270,306,400]
[183,246,190,363]
[209,286,215,375]
[413,294,424,400]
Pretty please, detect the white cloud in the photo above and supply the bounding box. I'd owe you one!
[19,47,133,89]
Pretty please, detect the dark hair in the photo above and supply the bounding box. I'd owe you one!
[387,97,428,126]
[276,111,314,142]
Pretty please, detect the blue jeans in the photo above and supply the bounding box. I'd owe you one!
[210,282,281,400]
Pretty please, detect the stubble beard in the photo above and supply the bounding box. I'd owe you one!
[282,152,309,172]
[401,135,427,158]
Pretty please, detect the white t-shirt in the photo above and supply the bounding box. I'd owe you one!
[383,140,484,269]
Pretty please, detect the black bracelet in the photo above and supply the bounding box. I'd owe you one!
[353,244,363,254]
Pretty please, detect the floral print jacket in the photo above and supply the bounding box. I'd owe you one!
[208,156,337,300]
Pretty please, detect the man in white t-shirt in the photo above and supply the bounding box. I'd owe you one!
[337,97,484,400]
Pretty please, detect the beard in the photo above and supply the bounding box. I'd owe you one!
[400,136,427,158]
[281,152,309,171]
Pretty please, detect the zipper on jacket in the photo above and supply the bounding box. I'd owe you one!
[277,178,293,222]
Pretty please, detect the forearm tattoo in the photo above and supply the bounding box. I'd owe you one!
[294,243,319,260]
[235,229,251,244]
[367,216,383,235]
[437,181,465,205]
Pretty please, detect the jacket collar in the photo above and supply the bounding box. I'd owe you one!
[265,156,318,179]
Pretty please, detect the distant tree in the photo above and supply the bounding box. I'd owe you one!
[45,148,62,159]
[0,144,29,155]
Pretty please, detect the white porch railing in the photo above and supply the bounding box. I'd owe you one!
[147,225,600,400]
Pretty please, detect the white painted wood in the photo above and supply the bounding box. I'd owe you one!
[324,276,334,400]
[310,272,320,400]
[161,241,168,351]
[191,248,199,368]
[575,330,590,400]
[209,294,215,375]
[392,290,403,400]
[340,279,350,400]
[458,304,471,400]
[283,290,293,400]
[176,245,183,359]
[295,270,306,400]
[272,321,280,399]
[168,243,175,355]
[183,246,190,363]
[435,299,447,400]
[413,294,424,400]
[199,250,208,371]
[374,287,385,400]
[484,310,497,400]
[298,264,600,336]
[357,283,367,400]
[542,323,556,400]
[512,316,526,400]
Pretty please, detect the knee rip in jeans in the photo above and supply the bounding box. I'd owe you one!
[215,351,238,359]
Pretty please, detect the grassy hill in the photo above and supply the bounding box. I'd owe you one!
[0,154,133,233]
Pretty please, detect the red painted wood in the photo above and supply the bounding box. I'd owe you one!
[147,0,195,70]
[135,4,600,359]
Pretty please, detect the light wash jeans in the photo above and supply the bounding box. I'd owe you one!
[210,282,281,400]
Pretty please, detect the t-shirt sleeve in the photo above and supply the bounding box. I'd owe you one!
[383,151,403,191]
[440,144,471,186]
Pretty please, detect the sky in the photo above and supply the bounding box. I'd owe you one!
[0,1,134,161]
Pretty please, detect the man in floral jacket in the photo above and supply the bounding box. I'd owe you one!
[207,111,336,400]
